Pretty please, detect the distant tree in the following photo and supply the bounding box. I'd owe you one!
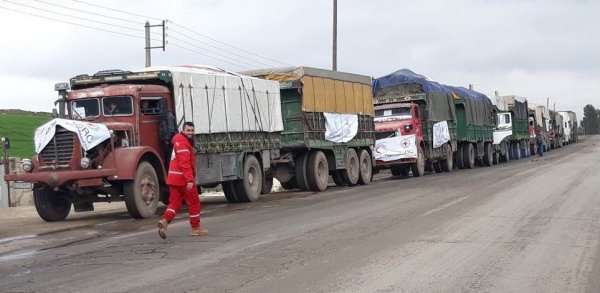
[583,104,599,135]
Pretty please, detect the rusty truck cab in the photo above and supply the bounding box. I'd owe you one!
[373,103,422,167]
[3,70,177,221]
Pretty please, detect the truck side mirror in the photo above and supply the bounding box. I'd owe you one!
[1,136,9,150]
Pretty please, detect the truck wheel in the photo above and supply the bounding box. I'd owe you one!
[358,149,373,185]
[513,142,521,160]
[455,143,464,169]
[332,171,346,186]
[492,150,499,165]
[222,181,239,203]
[463,143,475,169]
[235,154,263,202]
[124,161,160,219]
[391,167,407,177]
[261,177,274,194]
[433,161,442,173]
[440,145,453,172]
[280,179,297,190]
[295,153,310,191]
[341,148,359,186]
[411,145,425,177]
[33,189,71,222]
[483,143,493,167]
[307,151,329,192]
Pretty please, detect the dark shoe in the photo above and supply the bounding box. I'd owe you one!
[157,219,169,239]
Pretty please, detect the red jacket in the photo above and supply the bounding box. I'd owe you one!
[166,133,196,186]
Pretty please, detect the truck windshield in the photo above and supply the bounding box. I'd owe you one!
[103,96,133,117]
[71,98,100,119]
[375,107,412,121]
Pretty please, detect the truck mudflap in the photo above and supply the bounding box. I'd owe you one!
[4,168,117,187]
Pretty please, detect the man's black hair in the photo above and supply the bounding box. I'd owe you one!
[183,122,195,128]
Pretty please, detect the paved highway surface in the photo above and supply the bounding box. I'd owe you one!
[1,136,599,293]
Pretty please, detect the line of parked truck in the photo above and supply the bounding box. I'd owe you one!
[1,65,579,221]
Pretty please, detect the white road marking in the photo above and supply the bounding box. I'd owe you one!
[0,234,37,244]
[421,196,470,217]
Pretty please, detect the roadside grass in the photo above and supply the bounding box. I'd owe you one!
[0,112,52,158]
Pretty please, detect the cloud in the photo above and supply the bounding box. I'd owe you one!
[0,0,598,121]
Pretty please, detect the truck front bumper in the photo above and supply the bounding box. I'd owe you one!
[4,169,118,187]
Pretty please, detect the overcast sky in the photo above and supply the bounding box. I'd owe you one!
[1,0,598,119]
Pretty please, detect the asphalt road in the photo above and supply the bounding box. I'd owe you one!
[1,136,599,293]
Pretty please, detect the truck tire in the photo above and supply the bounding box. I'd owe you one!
[222,181,239,203]
[492,150,499,165]
[307,151,329,192]
[455,143,464,169]
[463,143,475,169]
[295,153,310,191]
[33,189,71,222]
[433,161,442,173]
[234,154,263,202]
[411,145,426,177]
[124,161,160,219]
[391,166,409,177]
[358,149,373,185]
[261,177,274,194]
[513,142,521,160]
[483,143,493,167]
[341,148,360,186]
[502,147,510,163]
[332,171,346,186]
[280,179,297,190]
[440,145,453,172]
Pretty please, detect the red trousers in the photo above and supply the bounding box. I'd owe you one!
[161,185,201,229]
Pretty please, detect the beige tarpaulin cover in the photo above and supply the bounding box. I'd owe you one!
[242,66,374,116]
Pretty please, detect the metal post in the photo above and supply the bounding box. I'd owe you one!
[332,0,337,71]
[469,84,473,90]
[145,21,151,67]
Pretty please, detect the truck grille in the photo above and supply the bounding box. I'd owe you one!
[375,131,396,140]
[39,126,74,166]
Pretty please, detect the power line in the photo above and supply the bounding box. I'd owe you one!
[169,42,253,71]
[0,5,157,41]
[1,0,151,35]
[72,0,163,21]
[169,21,290,67]
[69,0,289,67]
[168,35,264,69]
[33,0,142,25]
[168,27,276,68]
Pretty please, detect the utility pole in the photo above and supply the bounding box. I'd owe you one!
[332,0,337,71]
[145,21,166,68]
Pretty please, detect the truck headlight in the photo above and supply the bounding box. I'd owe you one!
[21,159,33,172]
[80,157,91,169]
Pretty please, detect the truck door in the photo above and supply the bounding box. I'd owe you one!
[413,105,422,136]
[138,97,165,150]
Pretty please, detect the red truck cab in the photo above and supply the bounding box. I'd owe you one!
[374,103,422,167]
[3,71,177,221]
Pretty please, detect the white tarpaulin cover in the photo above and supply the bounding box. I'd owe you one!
[323,113,358,143]
[433,120,450,148]
[374,134,418,161]
[136,65,283,134]
[34,118,111,153]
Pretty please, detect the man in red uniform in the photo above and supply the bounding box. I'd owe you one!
[157,122,207,239]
